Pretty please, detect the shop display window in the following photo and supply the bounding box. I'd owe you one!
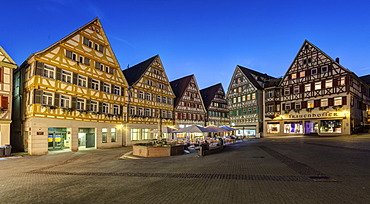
[267,122,280,134]
[284,122,303,133]
[320,120,342,133]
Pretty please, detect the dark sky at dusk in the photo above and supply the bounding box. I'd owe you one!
[2,0,370,89]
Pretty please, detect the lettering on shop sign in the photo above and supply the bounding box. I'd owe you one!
[288,112,339,119]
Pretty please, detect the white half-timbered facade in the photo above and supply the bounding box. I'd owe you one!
[0,46,17,147]
[12,18,128,155]
[122,55,175,145]
[266,40,370,136]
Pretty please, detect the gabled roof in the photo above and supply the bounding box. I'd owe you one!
[200,83,224,110]
[264,78,282,88]
[237,65,275,90]
[0,46,17,68]
[359,74,370,85]
[122,55,158,86]
[170,74,194,107]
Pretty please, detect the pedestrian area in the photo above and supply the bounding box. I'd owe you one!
[1,136,370,203]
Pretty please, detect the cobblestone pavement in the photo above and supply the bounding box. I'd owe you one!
[1,135,370,203]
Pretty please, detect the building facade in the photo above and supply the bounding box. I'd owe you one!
[200,83,229,127]
[262,78,282,136]
[12,18,128,155]
[170,75,207,129]
[122,55,175,145]
[0,46,17,147]
[265,40,370,136]
[227,65,275,137]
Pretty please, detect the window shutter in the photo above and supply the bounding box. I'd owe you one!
[72,72,77,85]
[306,70,310,76]
[66,50,72,59]
[345,75,350,85]
[342,96,347,105]
[100,81,104,92]
[321,80,325,89]
[290,86,293,94]
[56,67,62,80]
[282,103,285,110]
[1,96,8,109]
[311,82,314,90]
[86,99,90,111]
[35,61,44,76]
[328,98,334,106]
[300,84,304,93]
[34,89,43,104]
[95,62,100,69]
[333,78,338,87]
[109,67,114,74]
[54,93,60,107]
[84,57,90,66]
[88,77,92,89]
[291,103,295,110]
[71,97,77,109]
[0,68,3,83]
[314,99,320,107]
[111,84,115,94]
[120,105,123,115]
[121,87,125,96]
[99,45,104,53]
[83,37,89,46]
[302,101,307,109]
[99,102,103,113]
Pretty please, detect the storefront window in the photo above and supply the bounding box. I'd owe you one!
[284,122,303,133]
[131,129,140,140]
[320,120,342,133]
[142,129,149,140]
[111,128,116,142]
[267,122,280,134]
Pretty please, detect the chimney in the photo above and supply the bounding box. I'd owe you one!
[335,57,340,64]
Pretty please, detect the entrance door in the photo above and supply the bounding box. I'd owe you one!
[86,133,95,148]
[48,132,66,150]
[78,128,95,148]
[305,121,319,134]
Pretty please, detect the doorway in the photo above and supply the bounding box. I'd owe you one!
[78,128,95,148]
[305,121,319,134]
[48,128,71,151]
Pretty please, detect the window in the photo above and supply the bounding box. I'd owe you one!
[91,79,99,91]
[113,86,121,95]
[238,96,241,103]
[61,70,72,83]
[321,98,328,107]
[168,111,172,119]
[252,93,256,100]
[95,43,104,53]
[162,96,167,103]
[305,84,311,92]
[129,106,135,115]
[111,128,116,142]
[83,37,93,48]
[267,91,273,98]
[315,82,321,90]
[276,104,280,111]
[267,105,274,112]
[300,71,305,78]
[238,87,242,92]
[137,107,144,116]
[103,82,110,93]
[295,102,301,110]
[242,95,246,101]
[142,129,149,140]
[131,129,140,141]
[145,108,151,117]
[76,98,85,110]
[338,77,346,86]
[167,98,172,105]
[78,75,87,87]
[291,73,297,79]
[138,91,144,99]
[79,56,84,64]
[311,68,317,75]
[334,97,342,106]
[326,79,333,88]
[285,103,291,110]
[156,95,161,103]
[308,100,314,108]
[105,66,109,73]
[145,92,151,101]
[60,95,70,108]
[233,98,236,103]
[43,65,55,79]
[42,91,53,105]
[284,88,290,95]
[90,101,98,112]
[320,120,342,133]
[293,86,299,94]
[113,105,119,115]
[102,103,109,114]
[247,94,251,100]
[84,57,90,66]
[102,128,107,143]
[66,50,76,61]
[233,89,236,93]
[321,66,328,73]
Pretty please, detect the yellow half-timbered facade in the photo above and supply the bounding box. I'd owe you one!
[0,46,17,147]
[12,18,128,155]
[122,55,175,145]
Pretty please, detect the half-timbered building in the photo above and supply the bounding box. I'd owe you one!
[262,78,282,136]
[122,55,175,145]
[226,65,275,137]
[170,75,207,130]
[0,46,17,147]
[200,83,229,127]
[12,18,128,155]
[275,40,370,136]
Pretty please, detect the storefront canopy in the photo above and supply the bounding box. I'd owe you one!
[173,125,209,133]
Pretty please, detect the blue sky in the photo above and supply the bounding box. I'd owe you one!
[2,0,370,90]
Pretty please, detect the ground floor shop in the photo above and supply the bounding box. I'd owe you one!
[124,123,175,146]
[23,118,123,155]
[232,123,259,137]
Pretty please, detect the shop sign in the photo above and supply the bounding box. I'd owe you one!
[287,112,343,119]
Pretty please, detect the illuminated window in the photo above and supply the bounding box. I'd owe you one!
[339,77,346,86]
[142,129,149,140]
[305,84,311,92]
[131,129,140,140]
[238,96,241,102]
[334,97,342,106]
[252,93,256,100]
[321,98,328,107]
[102,128,107,143]
[315,82,321,90]
[291,73,297,79]
[293,86,299,94]
[308,100,314,108]
[242,95,246,101]
[111,128,116,142]
[247,94,251,100]
[325,79,332,88]
[233,98,236,103]
[300,71,305,77]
